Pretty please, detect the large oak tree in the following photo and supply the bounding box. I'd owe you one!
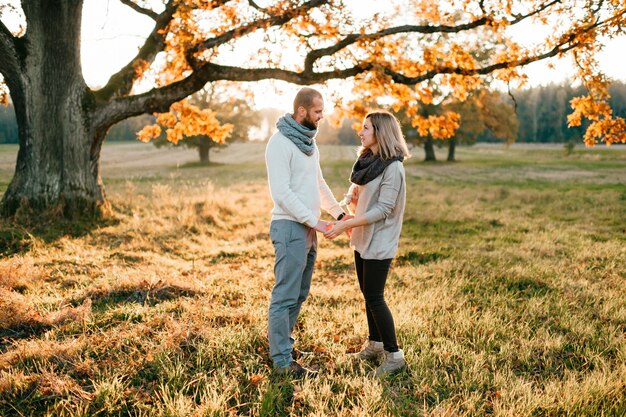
[0,0,624,218]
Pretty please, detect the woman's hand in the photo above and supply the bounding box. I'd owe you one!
[342,215,354,238]
[324,218,352,240]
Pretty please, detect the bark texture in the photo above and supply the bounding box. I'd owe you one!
[1,0,107,218]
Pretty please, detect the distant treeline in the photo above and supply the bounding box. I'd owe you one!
[1,81,625,144]
[512,81,626,143]
[0,105,17,144]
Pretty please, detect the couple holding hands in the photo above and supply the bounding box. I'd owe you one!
[265,87,410,378]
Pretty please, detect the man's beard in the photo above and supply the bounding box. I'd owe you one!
[302,113,318,130]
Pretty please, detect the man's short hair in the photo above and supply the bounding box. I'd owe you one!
[293,87,323,114]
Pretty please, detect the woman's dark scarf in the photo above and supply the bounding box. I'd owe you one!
[350,148,404,185]
[276,113,316,156]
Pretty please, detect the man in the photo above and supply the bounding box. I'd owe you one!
[265,87,347,377]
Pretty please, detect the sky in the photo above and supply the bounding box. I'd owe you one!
[2,0,626,111]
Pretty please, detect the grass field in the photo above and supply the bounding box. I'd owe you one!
[0,142,625,416]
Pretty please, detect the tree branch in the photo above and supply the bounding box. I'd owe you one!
[0,19,21,89]
[478,0,487,15]
[591,0,605,15]
[187,0,328,65]
[94,1,618,130]
[93,61,368,129]
[95,0,178,101]
[248,0,274,16]
[386,36,581,85]
[303,20,491,72]
[118,0,158,20]
[0,19,16,63]
[509,0,561,24]
[303,0,562,72]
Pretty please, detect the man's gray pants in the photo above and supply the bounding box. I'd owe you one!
[268,219,317,369]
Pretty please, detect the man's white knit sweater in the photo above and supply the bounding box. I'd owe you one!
[265,131,343,227]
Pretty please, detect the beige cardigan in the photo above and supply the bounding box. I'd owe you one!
[345,161,406,260]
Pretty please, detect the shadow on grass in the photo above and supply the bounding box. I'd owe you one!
[317,255,353,273]
[0,216,120,257]
[73,281,201,311]
[0,321,52,351]
[461,275,553,310]
[179,161,225,169]
[396,250,448,266]
[510,343,594,380]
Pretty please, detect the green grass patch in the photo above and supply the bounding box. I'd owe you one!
[0,143,625,416]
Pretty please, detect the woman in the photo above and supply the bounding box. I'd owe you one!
[325,110,410,376]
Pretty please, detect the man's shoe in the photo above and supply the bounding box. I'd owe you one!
[353,340,384,360]
[275,361,318,378]
[291,348,313,361]
[373,350,406,377]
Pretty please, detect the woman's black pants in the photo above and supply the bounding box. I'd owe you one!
[354,250,398,353]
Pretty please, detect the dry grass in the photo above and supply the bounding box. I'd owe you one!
[0,143,624,416]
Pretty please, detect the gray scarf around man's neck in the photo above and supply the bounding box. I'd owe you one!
[276,113,316,156]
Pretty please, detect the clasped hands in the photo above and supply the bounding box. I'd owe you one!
[314,215,354,240]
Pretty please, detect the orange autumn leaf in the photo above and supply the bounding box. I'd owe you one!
[136,125,161,143]
[248,374,265,386]
[133,59,151,80]
[0,83,8,106]
[156,112,177,129]
[142,99,234,146]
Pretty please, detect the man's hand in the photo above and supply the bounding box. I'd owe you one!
[314,220,332,233]
[324,221,348,240]
[324,214,355,239]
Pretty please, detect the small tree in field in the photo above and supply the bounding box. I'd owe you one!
[148,83,260,164]
[0,0,624,218]
[394,103,451,162]
[445,90,519,161]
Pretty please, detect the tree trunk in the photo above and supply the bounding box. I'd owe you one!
[424,136,437,161]
[447,137,456,161]
[1,1,108,218]
[198,139,210,164]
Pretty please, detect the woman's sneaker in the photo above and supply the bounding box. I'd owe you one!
[354,340,384,360]
[374,350,406,377]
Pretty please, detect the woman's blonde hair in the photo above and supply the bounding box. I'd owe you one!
[360,110,411,160]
